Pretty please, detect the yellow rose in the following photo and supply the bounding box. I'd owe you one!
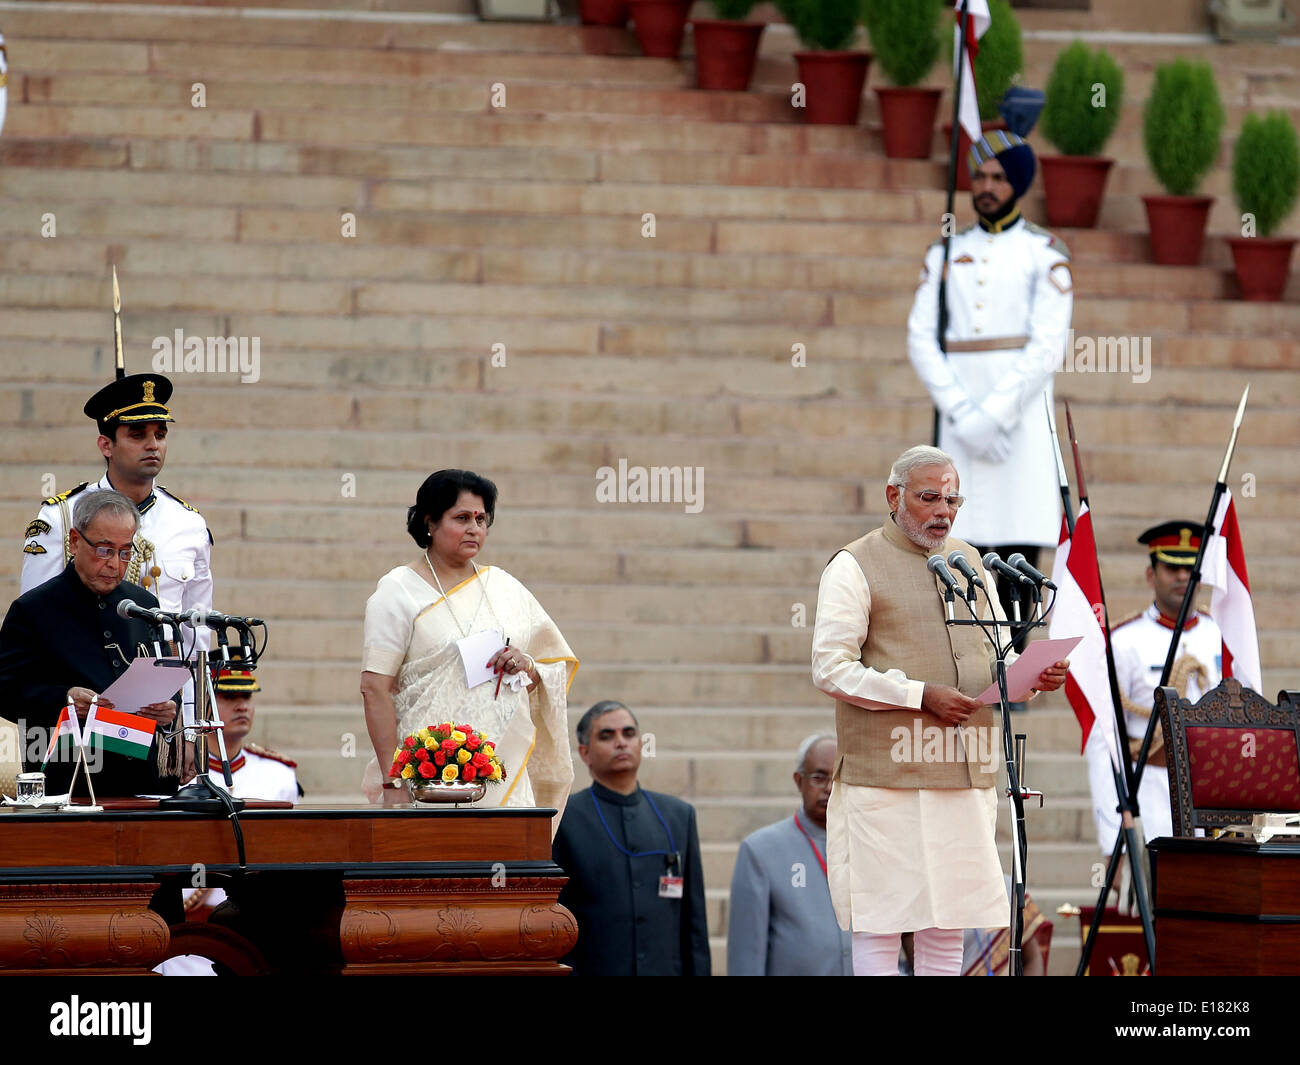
[482,744,495,758]
[417,728,431,741]
[450,730,467,744]
[456,749,472,765]
[441,764,460,782]
[424,737,438,750]
[393,747,403,761]
[489,764,503,781]
[400,765,416,780]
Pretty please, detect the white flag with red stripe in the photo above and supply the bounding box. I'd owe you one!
[953,0,992,144]
[1202,490,1262,693]
[1048,504,1117,759]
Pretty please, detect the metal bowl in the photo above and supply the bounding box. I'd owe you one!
[408,779,488,805]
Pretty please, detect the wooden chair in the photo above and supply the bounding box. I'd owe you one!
[1155,678,1300,837]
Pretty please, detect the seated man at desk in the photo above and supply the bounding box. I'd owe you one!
[0,490,181,797]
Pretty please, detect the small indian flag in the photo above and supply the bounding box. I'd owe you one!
[43,704,85,766]
[85,705,156,760]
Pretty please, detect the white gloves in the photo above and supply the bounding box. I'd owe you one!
[949,401,1013,463]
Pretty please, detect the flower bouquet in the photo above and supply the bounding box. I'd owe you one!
[390,723,506,804]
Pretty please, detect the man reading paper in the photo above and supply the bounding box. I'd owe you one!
[0,491,180,797]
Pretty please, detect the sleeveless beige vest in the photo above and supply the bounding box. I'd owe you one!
[832,519,1000,789]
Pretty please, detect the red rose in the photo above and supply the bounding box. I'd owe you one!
[403,736,419,749]
[440,722,454,733]
[456,723,473,734]
[440,738,459,752]
[417,748,432,763]
[465,735,481,751]
[471,752,489,769]
[434,750,446,766]
[396,750,412,765]
[388,765,400,777]
[462,765,477,781]
[418,761,438,779]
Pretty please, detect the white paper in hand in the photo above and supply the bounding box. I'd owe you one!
[98,657,189,713]
[457,628,504,690]
[975,636,1081,704]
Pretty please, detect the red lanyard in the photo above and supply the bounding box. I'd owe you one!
[793,813,827,877]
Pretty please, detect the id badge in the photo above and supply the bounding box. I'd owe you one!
[658,875,683,899]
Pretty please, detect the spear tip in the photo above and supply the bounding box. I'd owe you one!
[112,266,120,314]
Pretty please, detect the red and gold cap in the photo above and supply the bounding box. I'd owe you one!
[1137,521,1204,566]
[214,654,260,695]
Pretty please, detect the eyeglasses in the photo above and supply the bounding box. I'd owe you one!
[802,771,833,787]
[88,544,134,562]
[911,489,965,510]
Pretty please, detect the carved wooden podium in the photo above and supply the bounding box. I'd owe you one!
[0,802,577,975]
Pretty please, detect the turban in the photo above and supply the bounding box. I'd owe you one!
[967,130,1037,200]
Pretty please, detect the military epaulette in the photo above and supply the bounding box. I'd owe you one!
[244,742,298,769]
[41,481,89,508]
[156,485,202,515]
[1024,221,1071,260]
[1111,610,1144,632]
[24,518,51,539]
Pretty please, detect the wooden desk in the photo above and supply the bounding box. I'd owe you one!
[1150,835,1300,975]
[0,802,576,975]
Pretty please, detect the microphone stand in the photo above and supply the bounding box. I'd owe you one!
[944,567,1051,976]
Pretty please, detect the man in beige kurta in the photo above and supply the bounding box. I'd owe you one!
[811,446,1068,976]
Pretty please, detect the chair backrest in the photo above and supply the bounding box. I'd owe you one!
[0,718,21,797]
[1156,678,1300,836]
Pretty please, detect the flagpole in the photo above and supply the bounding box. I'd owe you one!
[933,0,972,446]
[1066,401,1157,975]
[1125,386,1250,810]
[1046,396,1074,535]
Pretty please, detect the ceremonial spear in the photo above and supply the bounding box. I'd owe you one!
[112,265,125,380]
[1065,401,1157,974]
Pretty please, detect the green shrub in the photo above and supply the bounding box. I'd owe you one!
[777,0,861,51]
[942,0,1023,120]
[975,0,1023,120]
[1143,59,1224,196]
[1040,41,1124,156]
[863,0,942,87]
[712,0,756,19]
[1233,111,1300,236]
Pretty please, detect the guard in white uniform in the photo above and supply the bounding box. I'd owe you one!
[21,372,213,726]
[1,31,8,138]
[907,131,1073,556]
[159,661,301,975]
[1085,521,1222,849]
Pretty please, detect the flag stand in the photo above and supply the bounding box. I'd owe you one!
[60,702,103,813]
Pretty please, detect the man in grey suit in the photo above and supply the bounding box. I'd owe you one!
[727,733,853,976]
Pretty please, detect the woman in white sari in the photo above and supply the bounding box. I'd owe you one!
[360,470,578,827]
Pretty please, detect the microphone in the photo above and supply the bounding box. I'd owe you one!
[185,608,265,629]
[927,555,960,622]
[946,550,986,598]
[1008,552,1057,591]
[982,551,1034,588]
[116,599,175,626]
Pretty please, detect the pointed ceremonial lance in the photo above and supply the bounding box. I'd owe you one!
[1157,384,1250,688]
[1067,399,1156,976]
[112,266,125,380]
[1046,395,1074,535]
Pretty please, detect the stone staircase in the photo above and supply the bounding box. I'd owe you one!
[1,0,1297,975]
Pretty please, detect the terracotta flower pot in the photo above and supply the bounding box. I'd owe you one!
[874,86,943,159]
[942,119,1007,190]
[793,51,872,126]
[627,0,690,59]
[1040,155,1114,229]
[1142,194,1215,266]
[691,18,765,92]
[579,0,628,26]
[1226,236,1296,301]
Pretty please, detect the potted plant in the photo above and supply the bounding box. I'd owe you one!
[1226,111,1299,300]
[1142,58,1224,265]
[943,0,1023,189]
[627,0,691,58]
[580,0,627,26]
[691,0,764,92]
[777,0,871,126]
[864,0,944,158]
[1037,42,1124,228]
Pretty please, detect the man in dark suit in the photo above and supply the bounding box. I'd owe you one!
[552,700,710,975]
[0,490,181,797]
